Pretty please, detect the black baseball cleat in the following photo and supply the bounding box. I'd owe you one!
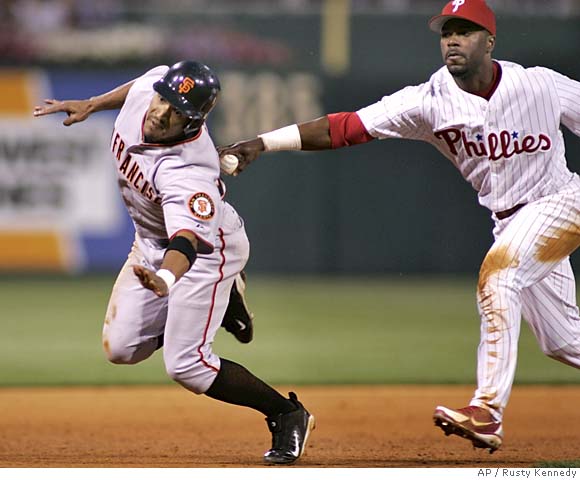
[263,392,316,465]
[221,271,254,344]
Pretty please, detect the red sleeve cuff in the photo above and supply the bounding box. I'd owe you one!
[328,112,374,149]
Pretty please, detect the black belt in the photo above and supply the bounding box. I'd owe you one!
[495,203,526,220]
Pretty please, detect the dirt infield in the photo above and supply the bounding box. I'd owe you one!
[1,385,579,467]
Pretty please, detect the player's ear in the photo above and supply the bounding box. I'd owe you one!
[486,35,496,54]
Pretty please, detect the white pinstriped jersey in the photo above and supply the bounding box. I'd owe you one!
[110,66,224,253]
[357,61,580,213]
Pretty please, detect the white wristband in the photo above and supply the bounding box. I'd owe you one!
[156,269,176,289]
[258,124,302,152]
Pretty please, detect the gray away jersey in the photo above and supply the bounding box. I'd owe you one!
[110,66,223,254]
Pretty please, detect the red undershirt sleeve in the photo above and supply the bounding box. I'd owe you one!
[328,112,375,149]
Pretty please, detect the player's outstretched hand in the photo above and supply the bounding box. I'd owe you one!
[217,138,265,176]
[133,265,169,298]
[33,99,93,126]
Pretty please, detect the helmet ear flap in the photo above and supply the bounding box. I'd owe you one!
[182,89,220,136]
[183,115,204,136]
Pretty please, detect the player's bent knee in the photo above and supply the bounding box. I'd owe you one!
[546,344,580,369]
[105,348,141,365]
[478,247,521,294]
[103,337,146,365]
[165,360,218,394]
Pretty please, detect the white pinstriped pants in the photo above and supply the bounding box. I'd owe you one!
[471,176,580,419]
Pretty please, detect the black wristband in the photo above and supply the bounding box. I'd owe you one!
[165,235,197,269]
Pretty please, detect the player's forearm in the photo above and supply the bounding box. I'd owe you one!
[157,232,199,284]
[258,116,331,152]
[218,113,369,175]
[159,250,193,281]
[259,114,373,152]
[298,117,332,150]
[87,81,135,114]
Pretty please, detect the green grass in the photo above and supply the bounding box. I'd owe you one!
[1,274,580,386]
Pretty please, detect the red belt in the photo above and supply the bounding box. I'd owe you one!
[495,203,526,220]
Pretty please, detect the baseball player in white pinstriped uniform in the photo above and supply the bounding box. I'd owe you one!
[33,61,315,465]
[219,0,580,453]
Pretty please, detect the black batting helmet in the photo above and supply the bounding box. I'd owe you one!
[153,60,220,135]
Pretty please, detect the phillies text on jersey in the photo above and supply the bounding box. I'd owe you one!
[356,60,580,213]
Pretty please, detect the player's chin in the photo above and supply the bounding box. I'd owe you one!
[446,63,468,77]
[143,127,160,142]
[144,132,168,144]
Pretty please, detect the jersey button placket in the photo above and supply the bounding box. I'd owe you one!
[483,105,495,131]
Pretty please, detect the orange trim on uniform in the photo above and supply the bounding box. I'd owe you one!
[197,228,226,374]
[170,228,214,255]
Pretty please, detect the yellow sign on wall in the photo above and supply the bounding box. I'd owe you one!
[0,70,119,272]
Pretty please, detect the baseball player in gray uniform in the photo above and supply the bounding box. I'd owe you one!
[33,60,315,465]
[219,0,580,454]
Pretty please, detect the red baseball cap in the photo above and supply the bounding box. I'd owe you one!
[429,0,496,35]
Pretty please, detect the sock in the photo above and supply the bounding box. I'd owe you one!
[205,358,296,417]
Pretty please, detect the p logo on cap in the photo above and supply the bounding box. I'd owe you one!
[452,0,466,12]
[429,0,496,35]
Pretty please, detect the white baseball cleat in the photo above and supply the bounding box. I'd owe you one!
[433,405,503,453]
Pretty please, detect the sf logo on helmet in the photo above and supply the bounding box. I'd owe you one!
[178,77,195,94]
[452,0,465,12]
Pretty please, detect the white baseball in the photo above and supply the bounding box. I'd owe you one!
[220,154,239,175]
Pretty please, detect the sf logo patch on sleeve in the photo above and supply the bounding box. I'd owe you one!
[189,192,215,220]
